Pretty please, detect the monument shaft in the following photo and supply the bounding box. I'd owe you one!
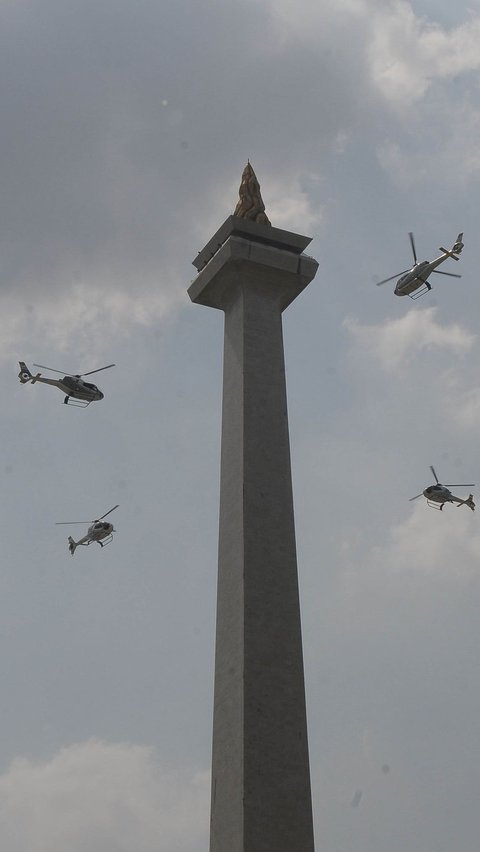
[189,216,318,852]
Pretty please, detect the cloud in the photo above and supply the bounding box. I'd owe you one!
[368,2,480,108]
[0,740,209,852]
[266,0,368,45]
[2,0,478,366]
[437,368,480,430]
[305,498,480,851]
[368,500,480,580]
[260,172,324,232]
[261,0,480,191]
[0,267,184,366]
[343,307,475,372]
[376,96,480,186]
[267,0,480,108]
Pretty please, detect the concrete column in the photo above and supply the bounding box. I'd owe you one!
[189,216,318,852]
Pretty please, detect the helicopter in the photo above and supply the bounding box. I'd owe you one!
[376,232,464,299]
[18,361,115,406]
[409,466,475,511]
[56,505,119,555]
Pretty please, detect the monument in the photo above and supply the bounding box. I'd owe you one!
[188,163,318,852]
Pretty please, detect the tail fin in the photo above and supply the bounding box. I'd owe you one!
[18,361,32,383]
[18,362,41,384]
[439,232,464,260]
[68,536,77,555]
[452,232,464,255]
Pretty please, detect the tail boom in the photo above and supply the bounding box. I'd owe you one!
[455,494,475,511]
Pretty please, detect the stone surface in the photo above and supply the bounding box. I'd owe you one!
[191,215,313,273]
[189,219,318,852]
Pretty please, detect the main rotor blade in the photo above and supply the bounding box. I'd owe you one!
[34,363,71,376]
[56,505,119,524]
[409,232,417,264]
[376,269,410,286]
[409,493,424,501]
[432,270,462,278]
[430,465,439,484]
[96,504,119,521]
[80,364,116,377]
[444,483,475,488]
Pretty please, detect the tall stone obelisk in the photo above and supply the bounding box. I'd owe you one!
[188,164,318,852]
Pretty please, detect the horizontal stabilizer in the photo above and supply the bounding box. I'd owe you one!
[439,247,459,260]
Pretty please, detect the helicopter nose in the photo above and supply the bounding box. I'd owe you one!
[97,390,104,400]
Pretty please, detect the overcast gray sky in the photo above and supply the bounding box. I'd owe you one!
[2,0,480,849]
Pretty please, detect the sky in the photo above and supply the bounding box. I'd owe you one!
[1,0,480,849]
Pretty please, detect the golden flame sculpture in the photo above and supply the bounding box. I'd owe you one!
[234,161,271,226]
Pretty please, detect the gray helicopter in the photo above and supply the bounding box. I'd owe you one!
[410,466,475,511]
[56,505,119,555]
[18,361,115,406]
[376,232,464,299]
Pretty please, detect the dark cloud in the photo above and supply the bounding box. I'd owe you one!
[0,0,370,299]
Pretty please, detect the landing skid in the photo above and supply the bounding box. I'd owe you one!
[409,284,431,300]
[64,396,92,407]
[426,499,444,510]
[78,534,114,548]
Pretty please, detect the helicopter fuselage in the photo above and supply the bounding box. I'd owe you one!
[410,464,474,511]
[20,370,103,400]
[68,521,115,554]
[423,484,456,504]
[86,521,114,541]
[377,233,463,297]
[60,505,119,555]
[55,375,103,401]
[395,254,451,296]
[18,362,108,404]
[70,521,114,549]
[423,484,474,510]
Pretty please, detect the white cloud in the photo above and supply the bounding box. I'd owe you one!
[262,0,480,187]
[368,1,480,107]
[376,97,480,186]
[333,500,480,645]
[266,0,480,107]
[264,173,324,231]
[343,307,475,372]
[0,270,184,366]
[371,500,480,578]
[266,0,367,45]
[437,368,480,430]
[0,740,209,852]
